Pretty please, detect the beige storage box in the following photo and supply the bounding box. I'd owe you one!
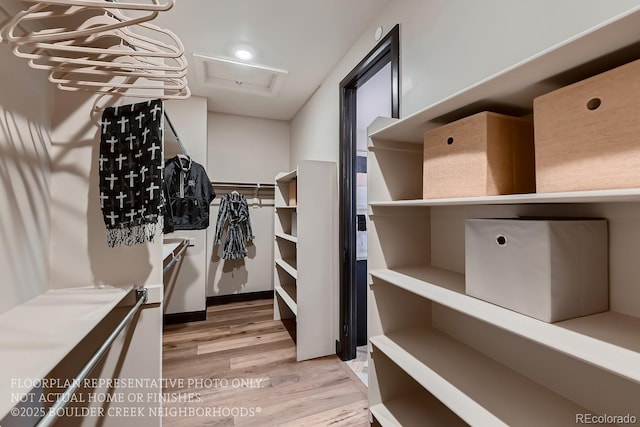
[423,111,535,199]
[465,218,608,322]
[534,59,640,192]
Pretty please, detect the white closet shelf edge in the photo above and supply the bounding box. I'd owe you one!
[275,169,297,182]
[275,232,298,243]
[274,286,297,316]
[275,258,298,279]
[0,285,133,419]
[369,188,640,207]
[370,267,640,384]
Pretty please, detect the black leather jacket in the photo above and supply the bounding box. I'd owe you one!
[163,155,215,232]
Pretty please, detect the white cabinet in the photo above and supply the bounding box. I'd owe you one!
[273,160,338,361]
[367,9,640,426]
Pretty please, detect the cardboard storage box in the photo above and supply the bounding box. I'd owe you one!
[423,111,535,199]
[534,59,640,192]
[465,218,608,322]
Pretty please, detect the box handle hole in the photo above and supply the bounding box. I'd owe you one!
[496,234,507,247]
[447,137,454,145]
[586,98,601,110]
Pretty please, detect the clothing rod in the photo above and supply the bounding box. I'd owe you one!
[163,240,190,274]
[34,288,149,427]
[212,182,275,189]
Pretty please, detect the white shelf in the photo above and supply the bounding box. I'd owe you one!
[275,232,298,244]
[274,285,297,316]
[275,169,297,182]
[275,258,297,279]
[0,285,132,418]
[369,7,640,144]
[371,329,591,427]
[370,188,640,206]
[370,395,466,427]
[370,267,640,383]
[273,161,338,362]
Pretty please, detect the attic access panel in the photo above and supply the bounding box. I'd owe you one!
[193,54,288,97]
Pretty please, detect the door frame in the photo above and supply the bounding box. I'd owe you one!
[337,24,399,361]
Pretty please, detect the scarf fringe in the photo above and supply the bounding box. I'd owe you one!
[106,217,163,248]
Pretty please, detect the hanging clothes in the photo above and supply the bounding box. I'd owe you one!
[214,192,254,260]
[99,99,164,247]
[163,155,216,232]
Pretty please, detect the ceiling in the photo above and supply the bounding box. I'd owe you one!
[151,0,391,121]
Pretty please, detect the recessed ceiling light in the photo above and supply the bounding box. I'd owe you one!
[235,49,253,61]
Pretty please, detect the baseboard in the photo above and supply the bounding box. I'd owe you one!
[163,310,207,325]
[206,290,273,306]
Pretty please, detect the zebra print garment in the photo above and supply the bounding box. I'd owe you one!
[213,192,254,260]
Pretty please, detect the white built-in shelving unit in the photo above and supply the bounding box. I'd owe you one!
[273,160,338,361]
[367,7,640,426]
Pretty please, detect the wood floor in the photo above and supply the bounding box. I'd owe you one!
[162,299,369,426]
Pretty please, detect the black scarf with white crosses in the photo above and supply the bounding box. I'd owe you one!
[99,99,164,247]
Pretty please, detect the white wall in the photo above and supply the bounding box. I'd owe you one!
[0,43,51,315]
[48,90,163,290]
[206,113,289,296]
[290,0,640,167]
[163,96,208,315]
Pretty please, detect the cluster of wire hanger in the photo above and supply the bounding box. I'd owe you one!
[0,0,189,102]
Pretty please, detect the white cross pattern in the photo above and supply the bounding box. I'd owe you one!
[115,154,127,170]
[117,116,129,133]
[134,150,143,159]
[105,173,118,190]
[135,112,145,128]
[115,191,126,209]
[99,155,108,171]
[125,133,137,150]
[99,119,111,134]
[125,208,137,221]
[147,143,160,160]
[141,127,150,145]
[140,166,148,182]
[150,103,162,121]
[146,182,159,200]
[99,192,108,208]
[139,205,147,216]
[106,211,119,226]
[125,170,139,187]
[106,136,118,153]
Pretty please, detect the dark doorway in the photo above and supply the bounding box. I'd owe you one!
[337,24,399,361]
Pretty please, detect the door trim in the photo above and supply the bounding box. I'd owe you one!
[337,24,399,361]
